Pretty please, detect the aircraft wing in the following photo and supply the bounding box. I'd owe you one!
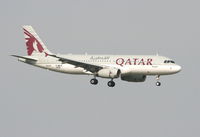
[50,55,103,73]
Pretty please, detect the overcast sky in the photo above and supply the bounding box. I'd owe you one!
[1,0,200,137]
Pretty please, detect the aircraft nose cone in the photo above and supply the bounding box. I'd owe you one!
[175,65,182,73]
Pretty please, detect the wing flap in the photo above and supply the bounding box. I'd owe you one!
[50,55,103,73]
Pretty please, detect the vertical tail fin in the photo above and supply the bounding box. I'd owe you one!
[23,25,52,56]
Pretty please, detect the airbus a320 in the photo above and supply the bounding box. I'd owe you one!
[12,26,182,87]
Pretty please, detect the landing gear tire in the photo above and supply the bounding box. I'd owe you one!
[90,78,98,85]
[156,81,161,86]
[155,75,161,86]
[107,81,115,87]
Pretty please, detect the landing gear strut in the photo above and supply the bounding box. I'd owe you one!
[90,78,98,85]
[156,75,161,86]
[107,79,115,87]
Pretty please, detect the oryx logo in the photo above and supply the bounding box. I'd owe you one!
[23,28,44,56]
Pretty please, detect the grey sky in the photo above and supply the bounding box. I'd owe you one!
[1,0,200,137]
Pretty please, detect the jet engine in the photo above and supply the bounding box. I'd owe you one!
[97,68,121,78]
[121,74,146,82]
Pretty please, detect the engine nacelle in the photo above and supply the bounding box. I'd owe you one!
[121,74,146,82]
[97,68,121,78]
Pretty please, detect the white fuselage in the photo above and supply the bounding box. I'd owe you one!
[19,54,181,76]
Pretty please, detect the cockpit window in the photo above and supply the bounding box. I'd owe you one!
[171,61,175,63]
[164,60,175,64]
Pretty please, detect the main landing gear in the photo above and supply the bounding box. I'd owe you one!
[107,79,115,87]
[156,75,161,86]
[90,78,98,85]
[90,77,115,87]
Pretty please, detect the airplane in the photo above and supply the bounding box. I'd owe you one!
[12,26,182,87]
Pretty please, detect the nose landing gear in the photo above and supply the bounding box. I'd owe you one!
[156,75,161,86]
[156,81,161,86]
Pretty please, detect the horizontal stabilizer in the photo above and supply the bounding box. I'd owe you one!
[11,55,38,61]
